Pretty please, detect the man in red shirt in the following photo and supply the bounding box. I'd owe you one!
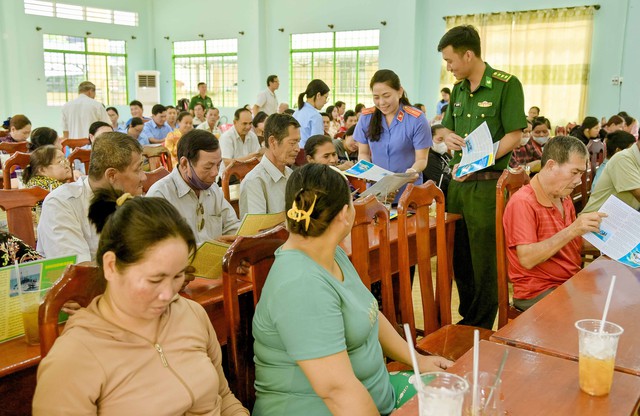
[503,136,606,310]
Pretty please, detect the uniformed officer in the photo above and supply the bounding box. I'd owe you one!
[189,82,214,111]
[354,69,432,189]
[438,25,527,329]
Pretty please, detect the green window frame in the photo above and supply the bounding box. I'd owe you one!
[172,39,238,107]
[290,30,379,110]
[43,34,128,106]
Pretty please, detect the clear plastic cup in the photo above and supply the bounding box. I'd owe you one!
[20,288,48,345]
[419,372,468,416]
[463,371,503,416]
[575,319,624,396]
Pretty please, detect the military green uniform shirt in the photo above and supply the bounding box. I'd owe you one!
[189,94,214,111]
[442,63,527,170]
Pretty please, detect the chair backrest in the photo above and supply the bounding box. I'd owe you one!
[3,151,31,189]
[587,139,606,182]
[39,264,106,357]
[221,158,259,203]
[0,141,28,155]
[68,148,91,175]
[396,181,449,341]
[61,138,90,152]
[0,187,49,247]
[221,225,288,406]
[143,167,170,193]
[142,144,173,172]
[351,195,395,327]
[347,176,367,193]
[0,130,8,138]
[495,167,530,329]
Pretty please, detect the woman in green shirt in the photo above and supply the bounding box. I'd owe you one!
[252,164,451,415]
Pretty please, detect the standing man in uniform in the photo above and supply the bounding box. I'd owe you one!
[438,25,527,329]
[189,82,214,112]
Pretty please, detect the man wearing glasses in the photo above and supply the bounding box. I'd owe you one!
[147,129,239,244]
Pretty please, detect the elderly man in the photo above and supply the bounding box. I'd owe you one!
[147,129,239,244]
[239,113,300,217]
[37,133,145,262]
[196,107,222,138]
[61,81,110,139]
[503,136,606,310]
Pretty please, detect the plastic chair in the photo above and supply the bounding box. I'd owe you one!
[495,168,530,329]
[143,167,170,193]
[2,151,30,189]
[0,187,49,247]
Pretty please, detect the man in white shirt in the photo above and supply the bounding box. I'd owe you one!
[37,133,146,262]
[147,129,240,244]
[218,108,264,180]
[252,75,279,116]
[61,81,110,139]
[239,113,301,217]
[196,107,222,138]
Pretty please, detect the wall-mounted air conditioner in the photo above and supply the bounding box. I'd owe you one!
[135,71,160,116]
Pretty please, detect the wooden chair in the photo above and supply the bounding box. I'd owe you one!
[221,158,259,216]
[2,151,30,189]
[587,139,606,183]
[0,141,28,155]
[495,168,530,329]
[39,264,106,357]
[347,176,367,193]
[142,144,173,172]
[396,182,493,361]
[222,225,289,406]
[61,138,90,152]
[351,195,396,328]
[571,168,592,212]
[68,148,91,175]
[0,130,8,138]
[143,167,170,193]
[0,187,49,247]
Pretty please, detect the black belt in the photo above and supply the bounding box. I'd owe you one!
[465,171,502,181]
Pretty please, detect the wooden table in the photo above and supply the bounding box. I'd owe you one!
[491,257,640,376]
[393,340,640,416]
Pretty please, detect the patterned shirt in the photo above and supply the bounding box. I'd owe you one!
[509,139,543,168]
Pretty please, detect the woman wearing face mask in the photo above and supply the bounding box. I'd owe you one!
[422,124,452,197]
[510,118,550,174]
[293,79,330,147]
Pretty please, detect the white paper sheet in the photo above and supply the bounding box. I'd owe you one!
[344,160,394,182]
[583,195,640,268]
[454,122,496,178]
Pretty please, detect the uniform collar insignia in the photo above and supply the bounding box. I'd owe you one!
[397,110,404,122]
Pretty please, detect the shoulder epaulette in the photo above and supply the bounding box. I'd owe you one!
[491,70,513,82]
[361,107,376,115]
[404,106,422,118]
[453,79,463,85]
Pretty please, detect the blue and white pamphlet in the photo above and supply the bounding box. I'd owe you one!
[454,122,499,178]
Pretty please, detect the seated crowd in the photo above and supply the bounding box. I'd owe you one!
[2,25,639,415]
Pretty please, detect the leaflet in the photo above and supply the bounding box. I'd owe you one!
[583,195,640,268]
[359,172,415,201]
[237,212,286,237]
[344,160,395,182]
[454,122,497,178]
[191,241,230,279]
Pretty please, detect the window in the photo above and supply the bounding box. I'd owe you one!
[24,1,138,26]
[173,39,238,107]
[290,30,379,110]
[442,7,596,126]
[43,34,128,106]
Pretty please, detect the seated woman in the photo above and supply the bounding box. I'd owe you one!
[1,114,31,145]
[304,135,339,167]
[164,111,194,166]
[591,130,636,190]
[570,116,600,145]
[28,127,63,152]
[598,115,626,139]
[252,164,451,415]
[252,111,268,147]
[422,124,452,197]
[509,117,550,174]
[0,231,41,265]
[33,190,248,416]
[23,145,72,191]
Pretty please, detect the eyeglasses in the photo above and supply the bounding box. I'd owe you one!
[197,202,204,231]
[55,158,70,167]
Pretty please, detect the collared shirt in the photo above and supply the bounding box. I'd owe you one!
[353,104,431,184]
[239,155,291,217]
[196,121,222,138]
[509,139,543,168]
[61,94,111,139]
[333,139,358,163]
[255,89,278,115]
[189,95,214,111]
[293,102,324,146]
[442,62,527,171]
[218,127,261,179]
[139,120,173,145]
[583,143,640,213]
[436,99,448,115]
[36,176,98,263]
[146,168,240,245]
[503,175,581,300]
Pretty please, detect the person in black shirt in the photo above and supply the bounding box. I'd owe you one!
[422,124,452,197]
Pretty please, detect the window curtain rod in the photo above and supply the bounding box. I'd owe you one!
[442,5,600,20]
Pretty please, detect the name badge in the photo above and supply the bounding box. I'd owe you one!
[478,101,493,108]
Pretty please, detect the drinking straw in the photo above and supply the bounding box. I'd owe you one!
[472,329,479,416]
[14,260,23,297]
[403,323,424,396]
[484,349,509,412]
[599,275,616,333]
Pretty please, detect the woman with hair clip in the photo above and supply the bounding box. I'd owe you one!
[293,79,330,147]
[353,69,431,199]
[252,164,452,416]
[33,190,248,416]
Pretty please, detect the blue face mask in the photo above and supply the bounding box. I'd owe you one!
[184,162,212,191]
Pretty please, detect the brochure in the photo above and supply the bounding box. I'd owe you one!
[190,241,230,279]
[344,160,395,182]
[454,122,498,178]
[237,212,286,237]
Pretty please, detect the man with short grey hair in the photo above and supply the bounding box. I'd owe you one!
[37,133,146,262]
[61,81,111,139]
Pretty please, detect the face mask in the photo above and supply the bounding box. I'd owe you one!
[432,141,448,155]
[185,162,212,191]
[533,136,549,146]
[520,135,530,146]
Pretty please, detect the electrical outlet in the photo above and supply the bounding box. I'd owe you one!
[612,76,621,86]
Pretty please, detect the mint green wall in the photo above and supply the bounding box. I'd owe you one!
[1,0,638,131]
